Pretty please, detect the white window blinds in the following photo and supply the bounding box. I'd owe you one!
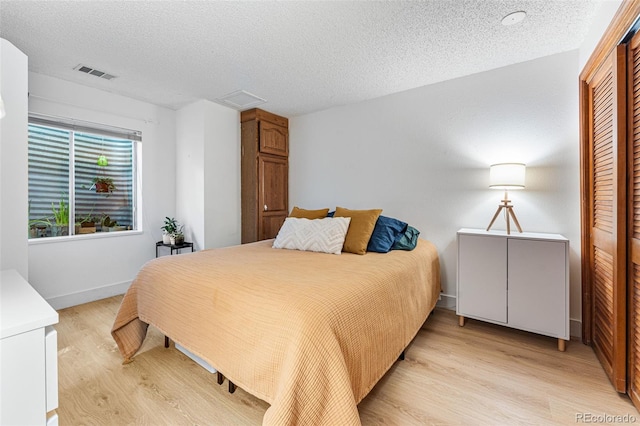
[28,115,139,238]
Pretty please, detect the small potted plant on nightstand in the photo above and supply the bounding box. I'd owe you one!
[161,217,178,244]
[170,226,185,246]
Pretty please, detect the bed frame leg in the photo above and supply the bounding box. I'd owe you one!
[164,336,169,348]
[398,351,405,361]
[215,370,236,393]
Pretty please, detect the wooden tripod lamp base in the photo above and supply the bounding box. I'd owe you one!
[486,163,525,235]
[486,191,522,235]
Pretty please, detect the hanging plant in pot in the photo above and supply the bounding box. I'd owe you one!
[92,176,116,194]
[90,155,116,195]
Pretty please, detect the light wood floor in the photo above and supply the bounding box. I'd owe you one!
[57,295,636,425]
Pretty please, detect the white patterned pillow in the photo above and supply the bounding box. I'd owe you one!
[273,217,351,255]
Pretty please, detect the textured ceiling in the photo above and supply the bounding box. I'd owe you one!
[0,0,603,117]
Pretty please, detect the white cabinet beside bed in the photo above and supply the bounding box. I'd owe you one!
[1,269,59,425]
[456,228,569,351]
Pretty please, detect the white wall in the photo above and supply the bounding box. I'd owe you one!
[27,73,176,309]
[0,39,29,278]
[176,100,240,250]
[579,0,623,70]
[202,101,241,248]
[290,50,581,334]
[176,101,206,248]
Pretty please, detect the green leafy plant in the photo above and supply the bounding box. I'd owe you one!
[172,225,184,238]
[171,225,185,245]
[102,215,118,227]
[29,218,51,228]
[92,176,116,194]
[161,217,178,234]
[28,199,52,230]
[74,209,96,226]
[52,198,69,225]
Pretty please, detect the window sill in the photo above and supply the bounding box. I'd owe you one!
[28,230,143,245]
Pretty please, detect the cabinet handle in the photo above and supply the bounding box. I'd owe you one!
[264,204,268,211]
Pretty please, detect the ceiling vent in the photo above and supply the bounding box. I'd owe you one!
[74,64,117,80]
[216,90,266,110]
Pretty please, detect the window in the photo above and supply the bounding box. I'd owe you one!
[28,115,141,239]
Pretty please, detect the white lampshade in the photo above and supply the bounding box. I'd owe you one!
[489,163,525,189]
[0,94,5,119]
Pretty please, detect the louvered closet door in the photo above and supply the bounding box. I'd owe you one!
[628,33,640,407]
[585,44,627,393]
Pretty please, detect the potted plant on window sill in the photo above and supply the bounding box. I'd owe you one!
[75,213,97,234]
[29,218,51,238]
[28,200,51,238]
[102,215,126,232]
[51,198,69,237]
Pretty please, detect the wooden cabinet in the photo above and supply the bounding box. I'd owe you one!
[456,229,569,351]
[259,121,288,157]
[241,108,289,243]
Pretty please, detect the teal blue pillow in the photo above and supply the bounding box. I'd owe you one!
[367,216,408,253]
[391,226,420,251]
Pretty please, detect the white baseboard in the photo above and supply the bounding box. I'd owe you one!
[570,318,582,339]
[46,280,131,310]
[436,293,456,309]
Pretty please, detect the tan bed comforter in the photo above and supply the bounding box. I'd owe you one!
[111,238,440,425]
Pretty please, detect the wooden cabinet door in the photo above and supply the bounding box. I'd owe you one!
[507,239,568,338]
[259,122,288,157]
[582,45,627,393]
[258,155,288,240]
[457,234,507,324]
[260,214,286,241]
[628,31,640,407]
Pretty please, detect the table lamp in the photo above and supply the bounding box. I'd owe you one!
[486,162,525,234]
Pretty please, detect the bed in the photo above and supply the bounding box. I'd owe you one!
[111,237,440,425]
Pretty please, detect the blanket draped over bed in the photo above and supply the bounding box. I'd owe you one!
[111,238,440,425]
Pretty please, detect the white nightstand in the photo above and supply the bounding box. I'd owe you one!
[456,228,569,351]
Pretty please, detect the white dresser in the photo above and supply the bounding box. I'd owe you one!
[1,269,59,425]
[456,228,569,351]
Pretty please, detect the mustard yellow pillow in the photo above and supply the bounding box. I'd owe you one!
[334,207,383,255]
[289,206,330,219]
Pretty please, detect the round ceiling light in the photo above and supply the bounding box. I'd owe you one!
[501,11,527,26]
